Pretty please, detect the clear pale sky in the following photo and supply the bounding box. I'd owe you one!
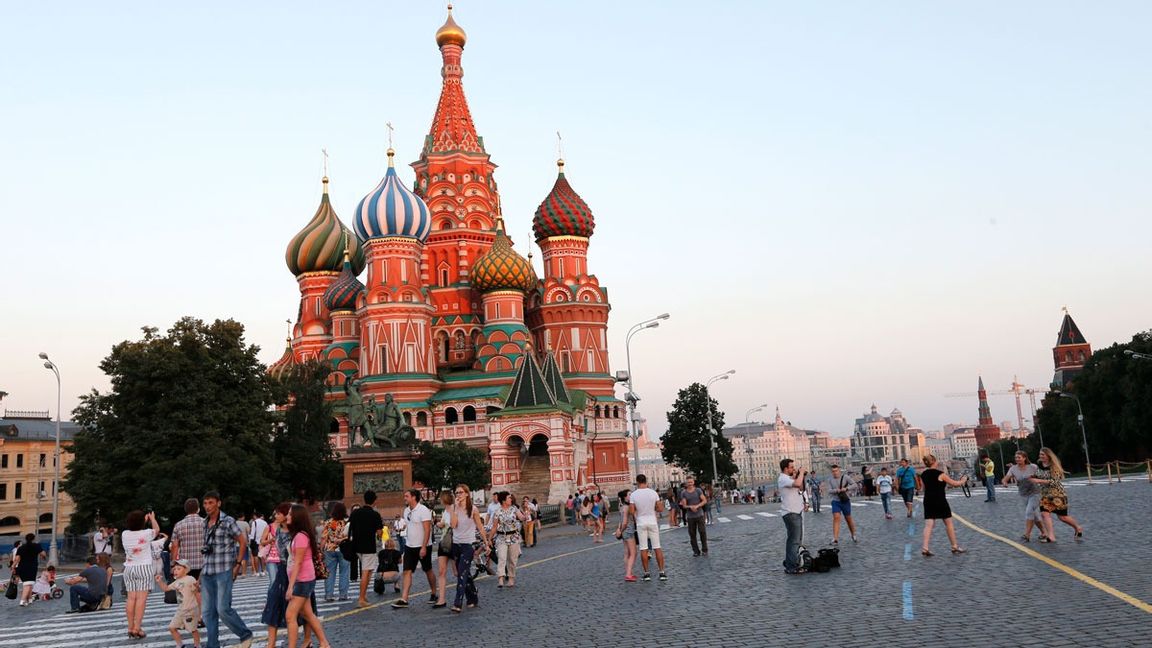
[3,2,1150,437]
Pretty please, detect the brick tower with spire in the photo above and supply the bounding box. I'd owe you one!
[972,376,1003,447]
[1052,311,1092,389]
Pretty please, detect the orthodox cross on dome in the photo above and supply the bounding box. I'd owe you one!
[386,122,395,149]
[322,148,329,176]
[556,130,564,162]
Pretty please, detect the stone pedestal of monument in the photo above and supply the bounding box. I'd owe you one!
[341,448,418,518]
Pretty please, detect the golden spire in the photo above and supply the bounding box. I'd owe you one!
[435,3,467,48]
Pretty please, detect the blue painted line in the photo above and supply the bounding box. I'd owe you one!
[903,543,911,561]
[902,581,914,620]
[906,522,915,537]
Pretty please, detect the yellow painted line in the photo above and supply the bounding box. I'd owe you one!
[324,541,617,622]
[953,513,1152,614]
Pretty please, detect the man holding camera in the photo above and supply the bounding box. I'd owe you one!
[778,459,806,574]
[199,491,254,648]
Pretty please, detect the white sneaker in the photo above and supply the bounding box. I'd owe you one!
[237,637,254,648]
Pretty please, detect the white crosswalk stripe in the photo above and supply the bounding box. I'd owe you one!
[737,514,754,520]
[717,517,732,523]
[1,575,354,648]
[756,512,777,518]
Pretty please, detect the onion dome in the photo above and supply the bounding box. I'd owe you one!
[472,220,536,293]
[268,339,298,381]
[286,177,367,276]
[354,149,432,243]
[323,250,365,312]
[435,4,467,48]
[533,159,595,240]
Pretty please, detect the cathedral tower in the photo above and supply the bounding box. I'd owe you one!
[412,5,500,370]
[527,159,614,396]
[470,219,536,372]
[353,148,438,401]
[284,176,365,362]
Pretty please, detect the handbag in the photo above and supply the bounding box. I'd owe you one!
[164,586,178,605]
[438,526,453,555]
[4,579,17,600]
[312,546,329,581]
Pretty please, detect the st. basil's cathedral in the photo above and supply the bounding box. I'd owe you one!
[269,6,629,502]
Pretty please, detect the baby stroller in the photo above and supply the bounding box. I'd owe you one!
[471,542,495,580]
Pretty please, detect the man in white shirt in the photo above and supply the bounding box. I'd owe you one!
[392,489,436,609]
[778,458,807,575]
[628,474,667,581]
[248,512,269,576]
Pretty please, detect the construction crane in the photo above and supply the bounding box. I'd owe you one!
[943,376,1052,433]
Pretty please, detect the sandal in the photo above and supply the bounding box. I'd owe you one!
[1075,530,1084,542]
[497,577,504,588]
[451,606,461,613]
[921,549,934,557]
[951,547,967,554]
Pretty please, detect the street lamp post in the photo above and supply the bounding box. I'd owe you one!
[1059,392,1092,483]
[743,404,767,486]
[38,353,62,567]
[704,370,735,513]
[1123,350,1152,360]
[624,313,669,486]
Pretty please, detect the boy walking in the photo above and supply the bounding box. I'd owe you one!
[156,560,201,648]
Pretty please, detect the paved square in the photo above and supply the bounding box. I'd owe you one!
[3,480,1149,647]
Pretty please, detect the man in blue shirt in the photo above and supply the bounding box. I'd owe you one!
[895,458,918,518]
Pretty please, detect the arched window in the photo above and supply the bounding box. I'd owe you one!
[1065,352,1072,363]
[38,513,53,523]
[463,406,477,422]
[403,412,412,425]
[594,405,602,418]
[445,407,459,424]
[0,516,19,527]
[613,406,621,419]
[1077,351,1085,362]
[416,411,429,427]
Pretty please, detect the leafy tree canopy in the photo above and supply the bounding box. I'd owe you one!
[269,360,343,504]
[64,318,281,531]
[659,382,738,485]
[411,440,491,494]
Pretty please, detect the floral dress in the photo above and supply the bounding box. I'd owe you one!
[491,507,522,546]
[1037,466,1069,515]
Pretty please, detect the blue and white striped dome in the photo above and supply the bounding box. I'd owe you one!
[354,149,432,243]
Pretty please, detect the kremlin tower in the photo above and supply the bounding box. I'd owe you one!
[273,6,628,501]
[972,376,1003,448]
[1052,311,1092,389]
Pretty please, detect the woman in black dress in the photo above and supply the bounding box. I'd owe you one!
[916,455,968,556]
[13,533,46,607]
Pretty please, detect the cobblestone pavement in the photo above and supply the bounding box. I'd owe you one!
[4,479,1150,647]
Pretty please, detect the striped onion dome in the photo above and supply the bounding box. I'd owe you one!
[354,149,432,243]
[267,340,298,381]
[286,177,366,276]
[533,159,594,240]
[471,221,537,293]
[323,251,365,312]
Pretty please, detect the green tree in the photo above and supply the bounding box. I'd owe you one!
[411,440,491,493]
[660,382,738,485]
[269,360,343,503]
[62,318,280,531]
[1034,330,1152,471]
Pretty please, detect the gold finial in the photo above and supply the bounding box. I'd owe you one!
[321,148,330,192]
[1062,305,1069,314]
[493,216,506,232]
[341,230,351,263]
[386,122,396,167]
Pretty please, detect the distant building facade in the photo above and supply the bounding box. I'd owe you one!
[0,412,80,542]
[851,405,915,463]
[723,408,813,486]
[1052,312,1092,389]
[950,428,978,460]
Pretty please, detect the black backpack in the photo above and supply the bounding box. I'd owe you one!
[797,546,814,571]
[811,547,841,573]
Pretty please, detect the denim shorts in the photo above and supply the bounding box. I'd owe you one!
[291,580,316,598]
[831,499,852,516]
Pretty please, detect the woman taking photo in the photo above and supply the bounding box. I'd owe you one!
[121,509,160,639]
[615,490,638,582]
[433,491,454,608]
[487,491,527,588]
[917,455,968,556]
[320,502,350,602]
[449,484,487,612]
[285,503,330,648]
[1033,447,1085,543]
